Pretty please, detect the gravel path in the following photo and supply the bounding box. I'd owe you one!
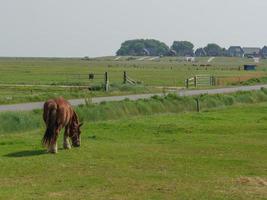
[1,84,267,112]
[137,57,148,61]
[114,56,121,61]
[207,57,215,63]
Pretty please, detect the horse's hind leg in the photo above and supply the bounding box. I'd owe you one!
[48,127,60,154]
[63,126,71,150]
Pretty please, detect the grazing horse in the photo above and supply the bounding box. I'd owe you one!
[42,97,83,154]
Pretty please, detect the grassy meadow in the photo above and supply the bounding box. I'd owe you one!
[0,98,267,199]
[1,56,267,104]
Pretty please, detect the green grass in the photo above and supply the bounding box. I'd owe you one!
[238,77,267,86]
[0,57,266,104]
[0,101,267,199]
[2,89,267,134]
[0,57,264,86]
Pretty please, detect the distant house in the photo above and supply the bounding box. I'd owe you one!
[228,46,244,57]
[261,46,267,58]
[142,48,151,56]
[195,48,206,57]
[168,49,177,56]
[243,47,261,58]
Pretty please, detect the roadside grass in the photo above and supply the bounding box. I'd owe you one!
[0,102,267,199]
[0,84,156,105]
[2,89,267,135]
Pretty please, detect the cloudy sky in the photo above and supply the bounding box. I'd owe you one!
[0,0,266,57]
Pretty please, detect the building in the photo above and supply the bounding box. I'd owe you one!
[243,47,261,58]
[168,49,177,56]
[261,46,267,58]
[195,48,206,57]
[228,46,244,57]
[142,48,151,56]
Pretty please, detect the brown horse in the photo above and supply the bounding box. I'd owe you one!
[42,97,83,154]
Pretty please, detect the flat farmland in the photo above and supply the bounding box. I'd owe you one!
[0,57,266,104]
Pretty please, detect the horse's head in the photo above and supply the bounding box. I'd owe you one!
[70,122,83,147]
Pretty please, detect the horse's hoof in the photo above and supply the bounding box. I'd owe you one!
[63,145,71,150]
[47,147,58,154]
[48,149,58,154]
[48,143,58,154]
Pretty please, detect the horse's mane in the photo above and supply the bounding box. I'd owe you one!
[70,111,79,134]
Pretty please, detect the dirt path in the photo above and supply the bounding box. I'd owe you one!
[208,57,215,63]
[1,84,267,112]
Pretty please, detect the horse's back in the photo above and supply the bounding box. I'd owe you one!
[52,97,73,127]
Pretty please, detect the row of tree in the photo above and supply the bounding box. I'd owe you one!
[116,39,169,56]
[116,39,226,57]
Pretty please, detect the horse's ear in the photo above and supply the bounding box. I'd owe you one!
[79,123,84,128]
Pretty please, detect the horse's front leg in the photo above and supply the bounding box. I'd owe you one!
[63,126,71,150]
[48,126,61,154]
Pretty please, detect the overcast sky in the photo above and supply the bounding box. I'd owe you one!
[0,0,267,57]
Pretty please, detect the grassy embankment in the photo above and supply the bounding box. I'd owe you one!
[0,91,267,199]
[2,89,267,134]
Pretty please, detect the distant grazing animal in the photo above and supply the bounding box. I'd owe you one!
[42,97,83,154]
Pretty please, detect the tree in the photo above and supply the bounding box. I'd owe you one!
[171,41,194,56]
[116,39,169,56]
[204,43,223,56]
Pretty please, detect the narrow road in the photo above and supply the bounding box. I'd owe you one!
[1,84,267,112]
[149,57,160,61]
[114,56,121,61]
[207,57,215,63]
[137,57,148,61]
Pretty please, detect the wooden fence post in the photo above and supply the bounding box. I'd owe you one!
[123,71,127,84]
[209,76,212,86]
[104,72,109,92]
[195,98,200,112]
[194,76,197,88]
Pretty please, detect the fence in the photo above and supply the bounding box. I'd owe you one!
[89,72,109,91]
[185,75,216,88]
[123,71,137,85]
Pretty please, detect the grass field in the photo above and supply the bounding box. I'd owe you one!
[1,56,265,86]
[1,56,267,104]
[0,102,267,199]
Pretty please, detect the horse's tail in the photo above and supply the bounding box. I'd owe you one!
[42,102,57,146]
